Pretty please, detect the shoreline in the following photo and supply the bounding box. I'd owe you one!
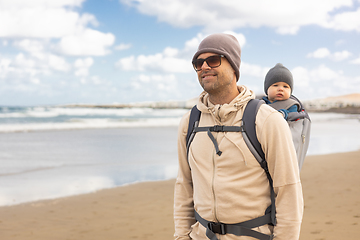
[1,150,360,239]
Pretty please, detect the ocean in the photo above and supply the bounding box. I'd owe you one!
[0,106,359,206]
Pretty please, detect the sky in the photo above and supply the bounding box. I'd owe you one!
[1,0,360,106]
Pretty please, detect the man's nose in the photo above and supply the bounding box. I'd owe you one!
[200,61,211,70]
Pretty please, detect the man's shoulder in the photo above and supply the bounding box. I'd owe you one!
[178,108,192,134]
[256,102,287,128]
[258,102,278,115]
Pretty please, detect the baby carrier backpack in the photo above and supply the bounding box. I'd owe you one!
[185,96,311,240]
[266,95,311,170]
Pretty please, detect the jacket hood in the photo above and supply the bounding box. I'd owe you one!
[196,85,255,122]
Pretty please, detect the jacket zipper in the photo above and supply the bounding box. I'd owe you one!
[212,144,219,222]
[213,105,221,239]
[211,134,221,240]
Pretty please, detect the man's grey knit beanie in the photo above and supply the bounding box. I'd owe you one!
[192,33,241,81]
[264,63,293,94]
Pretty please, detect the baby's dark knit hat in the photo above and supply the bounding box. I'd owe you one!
[264,63,293,94]
[192,33,241,81]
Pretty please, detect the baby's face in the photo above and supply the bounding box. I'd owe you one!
[267,82,291,102]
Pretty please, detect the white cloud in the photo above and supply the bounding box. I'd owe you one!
[0,51,72,93]
[73,58,105,85]
[47,54,71,72]
[288,64,360,99]
[74,57,94,68]
[324,8,360,32]
[13,39,46,54]
[58,29,115,56]
[116,52,192,73]
[88,76,105,85]
[163,47,179,57]
[183,34,204,54]
[79,75,105,85]
[0,0,114,57]
[30,78,41,85]
[74,57,94,77]
[116,31,246,74]
[120,0,356,34]
[131,74,178,93]
[0,53,54,85]
[0,0,85,9]
[12,39,71,72]
[332,50,352,61]
[116,56,135,71]
[292,66,310,87]
[115,43,132,51]
[307,48,352,61]
[13,53,36,69]
[0,58,14,79]
[310,64,340,81]
[240,62,268,78]
[350,56,360,65]
[307,48,331,59]
[276,26,300,35]
[335,39,346,46]
[0,5,95,39]
[242,64,354,98]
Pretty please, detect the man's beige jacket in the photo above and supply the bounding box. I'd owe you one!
[174,85,303,240]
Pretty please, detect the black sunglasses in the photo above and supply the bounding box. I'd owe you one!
[192,55,224,71]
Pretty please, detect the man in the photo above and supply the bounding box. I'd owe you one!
[174,33,303,240]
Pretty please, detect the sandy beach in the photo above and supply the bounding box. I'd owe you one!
[0,150,359,240]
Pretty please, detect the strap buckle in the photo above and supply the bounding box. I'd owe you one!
[212,125,224,132]
[260,160,269,173]
[208,222,226,235]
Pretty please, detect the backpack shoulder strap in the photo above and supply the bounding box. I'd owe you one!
[269,98,300,112]
[290,95,311,121]
[242,99,266,164]
[186,105,201,159]
[242,99,277,225]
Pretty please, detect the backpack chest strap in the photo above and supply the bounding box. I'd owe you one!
[193,125,244,156]
[194,125,243,133]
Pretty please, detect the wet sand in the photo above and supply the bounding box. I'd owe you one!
[0,151,359,240]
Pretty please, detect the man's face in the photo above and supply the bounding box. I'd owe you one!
[267,82,291,102]
[195,52,236,94]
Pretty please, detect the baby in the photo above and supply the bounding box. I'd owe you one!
[263,63,298,119]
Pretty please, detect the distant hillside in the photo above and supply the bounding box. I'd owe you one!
[319,93,360,103]
[304,93,360,114]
